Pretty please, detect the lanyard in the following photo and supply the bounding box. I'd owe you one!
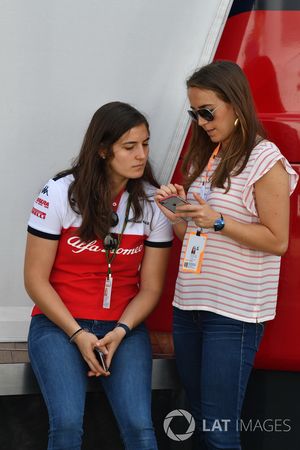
[104,195,132,278]
[202,143,221,183]
[199,144,220,200]
[197,143,220,236]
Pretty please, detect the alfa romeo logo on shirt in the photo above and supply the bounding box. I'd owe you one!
[163,409,195,441]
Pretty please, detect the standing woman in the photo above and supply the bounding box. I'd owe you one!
[156,61,298,450]
[24,101,172,450]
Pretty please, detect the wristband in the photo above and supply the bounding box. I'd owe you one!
[115,322,131,336]
[69,328,86,343]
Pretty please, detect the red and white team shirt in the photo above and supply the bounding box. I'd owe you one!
[28,175,173,320]
[173,140,299,323]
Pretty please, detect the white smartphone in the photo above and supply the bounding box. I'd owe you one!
[159,194,190,214]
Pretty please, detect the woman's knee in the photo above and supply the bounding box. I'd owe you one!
[47,411,84,450]
[121,425,157,450]
[118,413,156,448]
[49,409,83,434]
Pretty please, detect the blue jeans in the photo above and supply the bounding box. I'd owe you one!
[173,307,264,450]
[28,315,158,450]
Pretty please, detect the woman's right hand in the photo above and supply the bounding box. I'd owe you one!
[155,183,186,221]
[73,330,110,377]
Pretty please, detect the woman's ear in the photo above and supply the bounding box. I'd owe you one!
[98,148,106,159]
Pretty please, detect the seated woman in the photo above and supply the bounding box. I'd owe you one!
[24,101,172,450]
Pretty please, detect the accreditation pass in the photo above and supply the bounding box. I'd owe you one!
[182,232,207,273]
[103,275,113,308]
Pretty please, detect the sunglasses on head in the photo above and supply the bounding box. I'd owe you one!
[187,104,220,122]
[103,212,119,251]
[111,211,119,227]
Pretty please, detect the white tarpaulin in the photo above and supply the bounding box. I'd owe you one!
[0,0,233,340]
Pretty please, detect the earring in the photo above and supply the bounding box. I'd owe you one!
[234,118,239,127]
[100,155,106,159]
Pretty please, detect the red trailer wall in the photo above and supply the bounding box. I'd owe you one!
[214,5,300,371]
[148,2,300,371]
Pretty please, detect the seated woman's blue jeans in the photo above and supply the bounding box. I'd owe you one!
[173,307,264,450]
[28,315,158,450]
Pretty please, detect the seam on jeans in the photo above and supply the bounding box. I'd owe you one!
[28,342,56,429]
[28,326,86,434]
[236,323,245,419]
[100,334,155,449]
[255,322,258,350]
[255,322,264,351]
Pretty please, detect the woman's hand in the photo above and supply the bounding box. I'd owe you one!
[73,330,111,377]
[155,183,186,221]
[175,192,219,229]
[89,326,126,376]
[156,183,186,199]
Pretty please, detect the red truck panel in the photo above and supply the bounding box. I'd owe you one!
[148,5,300,372]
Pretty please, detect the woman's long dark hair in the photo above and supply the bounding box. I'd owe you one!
[56,101,159,241]
[183,60,266,191]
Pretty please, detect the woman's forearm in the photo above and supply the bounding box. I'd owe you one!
[117,246,171,329]
[25,278,81,337]
[173,220,187,241]
[117,287,162,330]
[220,215,288,256]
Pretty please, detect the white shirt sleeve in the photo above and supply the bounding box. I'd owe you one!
[243,141,299,216]
[27,178,65,239]
[144,200,173,247]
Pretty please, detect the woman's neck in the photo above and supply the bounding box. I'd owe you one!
[110,178,128,199]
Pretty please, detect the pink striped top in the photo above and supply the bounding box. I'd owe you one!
[173,140,299,322]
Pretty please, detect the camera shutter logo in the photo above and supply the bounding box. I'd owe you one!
[163,409,195,441]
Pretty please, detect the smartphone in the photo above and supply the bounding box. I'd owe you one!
[159,194,190,214]
[93,348,108,372]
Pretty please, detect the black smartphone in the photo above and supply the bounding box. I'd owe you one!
[159,194,190,214]
[93,348,108,372]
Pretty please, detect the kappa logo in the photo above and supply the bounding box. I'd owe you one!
[31,207,46,220]
[41,185,49,196]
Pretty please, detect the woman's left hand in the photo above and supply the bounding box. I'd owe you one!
[87,326,126,376]
[176,192,220,229]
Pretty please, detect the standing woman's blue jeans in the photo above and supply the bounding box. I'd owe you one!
[28,315,158,450]
[173,307,264,450]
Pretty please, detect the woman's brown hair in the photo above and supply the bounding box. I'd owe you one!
[56,101,158,241]
[183,60,266,191]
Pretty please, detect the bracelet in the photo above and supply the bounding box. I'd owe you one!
[69,328,84,343]
[169,218,183,225]
[115,322,131,336]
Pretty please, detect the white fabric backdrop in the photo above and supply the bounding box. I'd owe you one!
[0,0,233,340]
